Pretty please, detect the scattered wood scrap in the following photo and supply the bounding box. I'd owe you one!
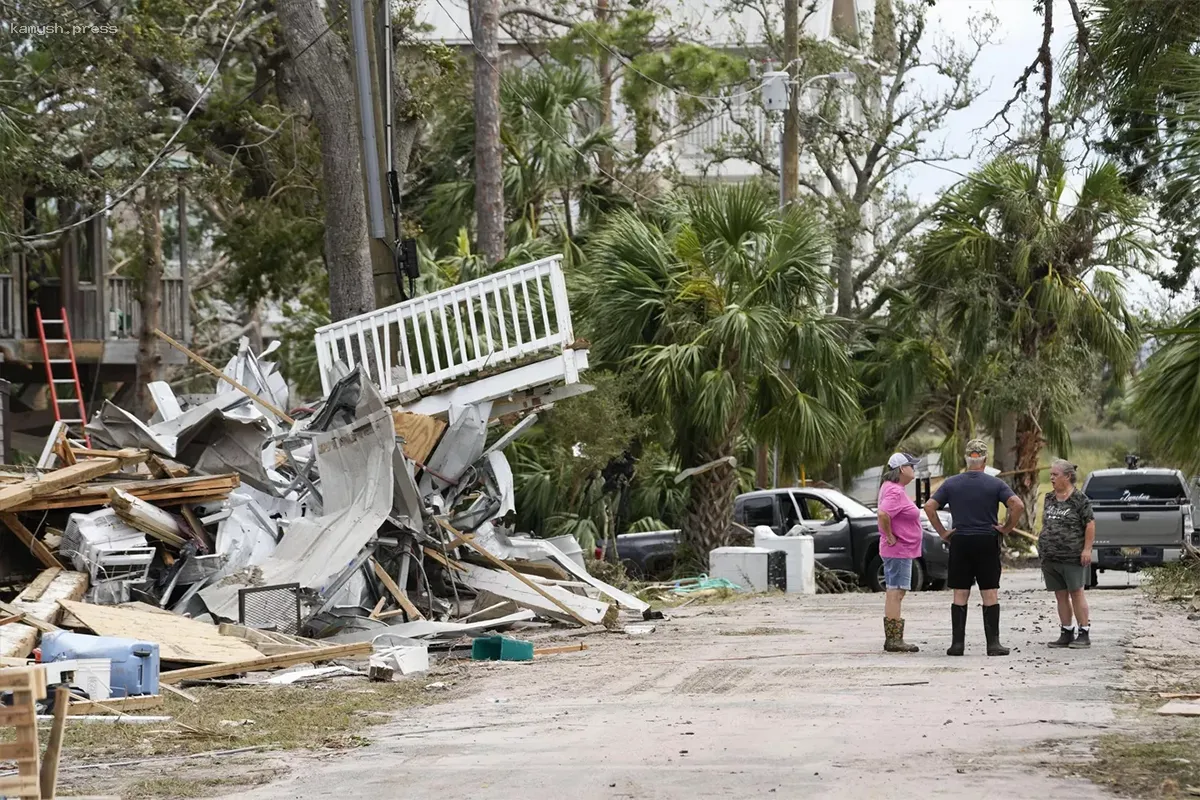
[217,624,323,656]
[160,641,373,684]
[393,411,447,464]
[534,643,588,656]
[58,601,264,665]
[67,695,163,716]
[108,487,188,547]
[0,450,149,513]
[12,473,240,512]
[1158,700,1200,717]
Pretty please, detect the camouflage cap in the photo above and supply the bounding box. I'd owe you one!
[964,438,988,457]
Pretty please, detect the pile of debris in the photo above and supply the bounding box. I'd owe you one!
[0,310,648,697]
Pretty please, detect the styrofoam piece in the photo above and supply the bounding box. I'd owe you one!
[265,666,358,685]
[42,658,112,700]
[370,636,430,676]
[708,546,784,593]
[755,525,816,595]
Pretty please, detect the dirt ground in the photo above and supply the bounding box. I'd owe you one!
[127,566,1168,800]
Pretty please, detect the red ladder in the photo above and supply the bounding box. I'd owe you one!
[36,307,91,447]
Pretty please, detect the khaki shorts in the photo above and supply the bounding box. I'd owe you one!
[1042,561,1087,592]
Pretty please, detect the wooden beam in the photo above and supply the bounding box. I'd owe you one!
[0,514,63,570]
[423,546,467,573]
[438,519,591,626]
[370,558,424,621]
[159,642,373,684]
[534,643,588,656]
[67,694,163,715]
[39,686,68,798]
[152,329,295,424]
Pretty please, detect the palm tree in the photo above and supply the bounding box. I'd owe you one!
[911,149,1147,521]
[1130,307,1200,473]
[582,183,859,559]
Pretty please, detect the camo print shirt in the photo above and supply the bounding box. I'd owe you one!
[1038,490,1095,563]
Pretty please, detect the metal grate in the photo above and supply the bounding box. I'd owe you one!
[238,583,302,635]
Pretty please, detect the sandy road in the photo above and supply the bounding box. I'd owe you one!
[228,568,1144,799]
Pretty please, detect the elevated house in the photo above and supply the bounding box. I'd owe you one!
[3,195,190,454]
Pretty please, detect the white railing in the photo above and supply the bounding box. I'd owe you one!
[314,255,576,400]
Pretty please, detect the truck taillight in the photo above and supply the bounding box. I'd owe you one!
[1185,506,1196,541]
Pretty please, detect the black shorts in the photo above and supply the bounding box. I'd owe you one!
[947,534,1002,590]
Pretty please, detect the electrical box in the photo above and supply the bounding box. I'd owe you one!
[761,71,790,111]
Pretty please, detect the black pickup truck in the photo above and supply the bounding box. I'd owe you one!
[605,486,950,592]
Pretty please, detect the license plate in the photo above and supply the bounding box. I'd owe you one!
[1121,547,1142,557]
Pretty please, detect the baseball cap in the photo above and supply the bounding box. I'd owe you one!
[887,452,920,469]
[965,438,988,457]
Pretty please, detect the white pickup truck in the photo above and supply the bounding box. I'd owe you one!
[1082,467,1198,587]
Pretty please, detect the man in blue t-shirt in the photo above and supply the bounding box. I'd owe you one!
[923,439,1026,657]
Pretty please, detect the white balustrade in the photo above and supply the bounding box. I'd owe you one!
[313,255,579,403]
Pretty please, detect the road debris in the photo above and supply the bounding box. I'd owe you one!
[0,272,650,747]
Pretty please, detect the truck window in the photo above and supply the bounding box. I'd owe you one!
[741,496,775,527]
[1085,474,1189,502]
[796,494,837,522]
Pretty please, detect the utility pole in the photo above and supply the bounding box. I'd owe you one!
[781,0,800,207]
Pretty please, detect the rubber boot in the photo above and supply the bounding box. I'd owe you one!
[983,604,1010,656]
[884,618,919,653]
[1069,626,1091,649]
[947,604,967,656]
[1048,626,1075,648]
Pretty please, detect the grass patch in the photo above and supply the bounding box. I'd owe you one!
[1141,560,1200,602]
[123,769,284,800]
[719,626,803,636]
[1080,729,1200,798]
[5,675,457,765]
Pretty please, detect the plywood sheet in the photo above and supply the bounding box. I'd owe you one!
[58,600,264,665]
[392,411,446,464]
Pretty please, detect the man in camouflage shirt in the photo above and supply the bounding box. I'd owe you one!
[1039,459,1096,648]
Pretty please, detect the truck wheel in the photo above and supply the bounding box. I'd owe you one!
[867,555,885,593]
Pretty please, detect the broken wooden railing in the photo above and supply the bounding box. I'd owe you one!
[313,255,584,408]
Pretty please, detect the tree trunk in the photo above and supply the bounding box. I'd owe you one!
[596,0,614,178]
[471,0,505,265]
[1011,413,1043,531]
[135,185,163,420]
[277,0,375,321]
[682,452,739,566]
[834,227,856,317]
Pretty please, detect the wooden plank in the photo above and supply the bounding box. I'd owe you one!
[368,596,387,619]
[0,601,58,634]
[108,488,188,547]
[423,546,467,573]
[0,776,41,798]
[392,411,447,465]
[160,642,373,684]
[39,686,68,799]
[160,683,200,704]
[10,687,39,799]
[370,558,424,621]
[534,643,589,656]
[441,520,592,626]
[216,623,320,655]
[58,601,263,665]
[0,449,148,511]
[18,568,61,602]
[0,614,26,626]
[506,560,571,582]
[13,569,87,626]
[67,694,162,715]
[11,474,239,512]
[0,513,63,570]
[1158,700,1200,716]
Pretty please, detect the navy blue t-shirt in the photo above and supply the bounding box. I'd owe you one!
[931,471,1016,535]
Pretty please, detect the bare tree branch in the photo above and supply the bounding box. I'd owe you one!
[1033,0,1054,182]
[499,5,574,28]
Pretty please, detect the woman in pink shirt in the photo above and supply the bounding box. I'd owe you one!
[878,452,923,653]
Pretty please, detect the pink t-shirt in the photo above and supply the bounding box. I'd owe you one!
[877,481,922,559]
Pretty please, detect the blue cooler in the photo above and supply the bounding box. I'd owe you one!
[40,632,160,697]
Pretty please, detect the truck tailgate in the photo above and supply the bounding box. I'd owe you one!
[1092,505,1182,547]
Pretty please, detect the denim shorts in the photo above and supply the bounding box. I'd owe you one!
[883,557,913,590]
